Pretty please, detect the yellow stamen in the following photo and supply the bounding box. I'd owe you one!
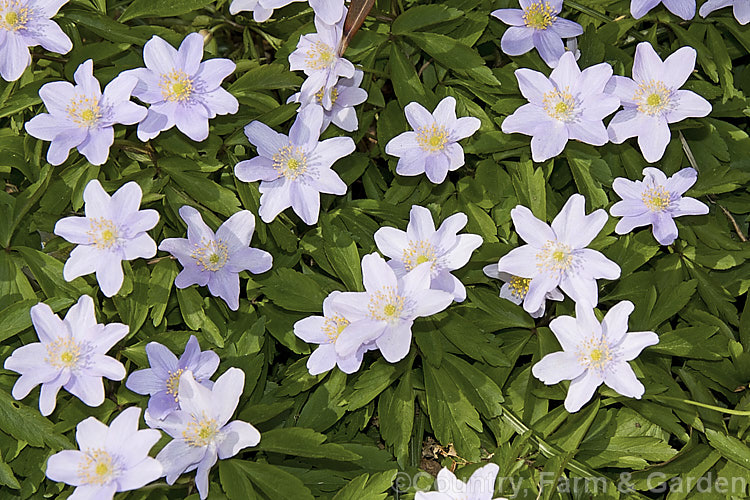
[508,276,531,299]
[416,123,449,152]
[542,88,577,122]
[0,2,30,32]
[306,41,336,70]
[577,336,613,371]
[166,369,184,402]
[45,337,84,370]
[634,80,672,116]
[183,413,219,447]
[159,70,194,102]
[66,96,103,129]
[641,185,671,212]
[78,449,119,485]
[368,286,405,322]
[402,240,437,272]
[536,241,575,277]
[523,1,556,29]
[272,145,309,180]
[323,314,350,341]
[87,218,120,250]
[191,239,229,272]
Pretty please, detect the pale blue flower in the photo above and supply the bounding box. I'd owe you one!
[610,167,708,245]
[25,59,147,166]
[229,0,298,21]
[374,205,483,302]
[532,301,659,412]
[288,69,368,132]
[288,12,355,110]
[491,0,583,67]
[125,335,220,420]
[700,0,750,24]
[631,0,695,19]
[148,368,261,500]
[294,291,374,375]
[0,0,72,81]
[46,407,162,499]
[482,266,563,318]
[310,0,346,24]
[127,33,238,142]
[416,463,505,500]
[498,194,620,312]
[606,42,711,163]
[54,179,159,297]
[501,51,620,163]
[158,207,273,311]
[4,295,128,416]
[331,253,453,364]
[235,105,354,225]
[385,97,481,184]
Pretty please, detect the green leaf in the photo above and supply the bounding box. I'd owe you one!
[392,5,463,34]
[0,389,71,450]
[705,428,750,470]
[261,268,328,312]
[333,470,399,500]
[404,32,485,70]
[119,0,214,21]
[255,427,362,461]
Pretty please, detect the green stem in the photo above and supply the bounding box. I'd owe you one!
[564,1,648,42]
[655,395,750,416]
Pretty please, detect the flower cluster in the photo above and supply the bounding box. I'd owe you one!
[25,33,238,165]
[294,206,481,373]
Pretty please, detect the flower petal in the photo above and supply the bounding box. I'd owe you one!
[564,370,602,412]
[532,351,585,384]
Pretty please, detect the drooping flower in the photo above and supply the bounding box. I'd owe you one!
[126,33,238,142]
[288,69,368,132]
[158,207,273,311]
[482,265,563,318]
[610,167,708,245]
[125,335,220,420]
[700,0,750,24]
[235,105,354,225]
[532,301,659,412]
[606,42,712,163]
[310,0,346,24]
[630,0,695,19]
[0,0,72,82]
[148,368,260,500]
[501,51,620,163]
[229,0,298,22]
[54,179,158,297]
[498,194,620,313]
[25,59,147,166]
[416,463,506,500]
[294,291,375,375]
[4,295,128,416]
[374,205,483,302]
[330,253,454,364]
[385,97,481,184]
[491,0,583,67]
[288,12,355,109]
[46,407,162,499]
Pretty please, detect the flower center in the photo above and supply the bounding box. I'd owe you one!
[315,86,340,105]
[322,314,350,342]
[160,70,194,102]
[402,240,437,272]
[576,336,613,372]
[45,337,85,370]
[87,218,120,250]
[368,286,406,322]
[78,449,120,486]
[641,185,671,212]
[166,368,184,402]
[66,96,102,129]
[543,88,578,122]
[306,41,336,70]
[416,123,449,153]
[183,413,220,447]
[273,145,309,180]
[191,239,229,272]
[508,275,531,299]
[634,80,672,116]
[536,240,575,277]
[0,2,30,31]
[523,1,556,29]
